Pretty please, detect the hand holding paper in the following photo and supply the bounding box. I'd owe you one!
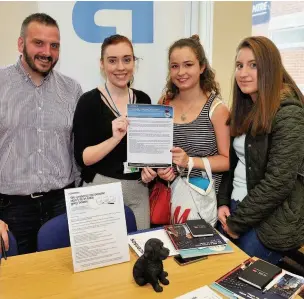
[141,167,157,183]
[171,147,189,168]
[112,116,129,141]
[157,167,176,182]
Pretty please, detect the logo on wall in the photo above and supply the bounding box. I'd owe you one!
[252,1,271,26]
[72,1,154,43]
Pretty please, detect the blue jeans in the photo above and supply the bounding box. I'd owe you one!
[218,200,282,265]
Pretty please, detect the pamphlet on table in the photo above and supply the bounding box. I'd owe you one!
[175,285,223,299]
[65,182,130,272]
[128,227,178,257]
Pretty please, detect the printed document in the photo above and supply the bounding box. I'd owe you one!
[65,183,130,272]
[128,227,178,257]
[175,285,223,299]
[127,104,173,168]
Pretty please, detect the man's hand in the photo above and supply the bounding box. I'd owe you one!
[0,220,9,252]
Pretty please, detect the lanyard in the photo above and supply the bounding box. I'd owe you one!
[104,83,133,117]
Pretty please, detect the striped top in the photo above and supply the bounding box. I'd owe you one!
[0,57,83,195]
[173,93,222,193]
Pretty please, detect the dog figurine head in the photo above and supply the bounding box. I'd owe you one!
[144,238,170,261]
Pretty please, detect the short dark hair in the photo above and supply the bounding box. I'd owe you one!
[20,13,59,38]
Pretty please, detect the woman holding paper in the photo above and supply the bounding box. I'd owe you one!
[73,34,151,229]
[141,35,230,224]
[217,36,304,264]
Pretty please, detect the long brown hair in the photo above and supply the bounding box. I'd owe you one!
[164,35,220,99]
[230,36,304,137]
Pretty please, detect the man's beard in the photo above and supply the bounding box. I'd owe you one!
[23,45,58,77]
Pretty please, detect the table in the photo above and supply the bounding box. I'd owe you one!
[0,242,248,299]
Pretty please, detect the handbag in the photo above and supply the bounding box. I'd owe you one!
[170,157,218,226]
[149,96,172,225]
[149,180,171,225]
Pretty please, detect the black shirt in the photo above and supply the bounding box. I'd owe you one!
[73,88,151,182]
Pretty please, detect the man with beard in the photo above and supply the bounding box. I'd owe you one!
[0,13,82,255]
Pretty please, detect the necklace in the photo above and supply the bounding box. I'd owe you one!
[104,83,132,117]
[181,113,187,121]
[180,101,196,121]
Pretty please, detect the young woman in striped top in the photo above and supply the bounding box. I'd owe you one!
[142,35,230,221]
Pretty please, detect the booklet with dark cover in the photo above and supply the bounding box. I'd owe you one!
[211,258,304,299]
[186,219,214,237]
[238,259,282,290]
[164,224,226,250]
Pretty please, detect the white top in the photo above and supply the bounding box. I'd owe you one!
[231,134,248,202]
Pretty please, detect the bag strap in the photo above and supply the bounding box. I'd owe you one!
[185,157,214,195]
[201,157,213,182]
[156,176,171,188]
[201,158,214,193]
[186,157,194,179]
[185,157,213,182]
[209,98,223,118]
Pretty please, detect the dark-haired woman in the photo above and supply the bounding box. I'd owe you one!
[73,35,151,229]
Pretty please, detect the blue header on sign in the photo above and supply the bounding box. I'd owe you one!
[127,104,173,119]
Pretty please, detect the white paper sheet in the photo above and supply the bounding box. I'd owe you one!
[65,182,130,272]
[127,104,173,168]
[175,285,223,299]
[128,228,178,257]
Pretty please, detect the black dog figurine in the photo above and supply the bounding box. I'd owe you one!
[133,238,170,292]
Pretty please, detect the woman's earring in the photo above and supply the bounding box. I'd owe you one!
[129,75,134,87]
